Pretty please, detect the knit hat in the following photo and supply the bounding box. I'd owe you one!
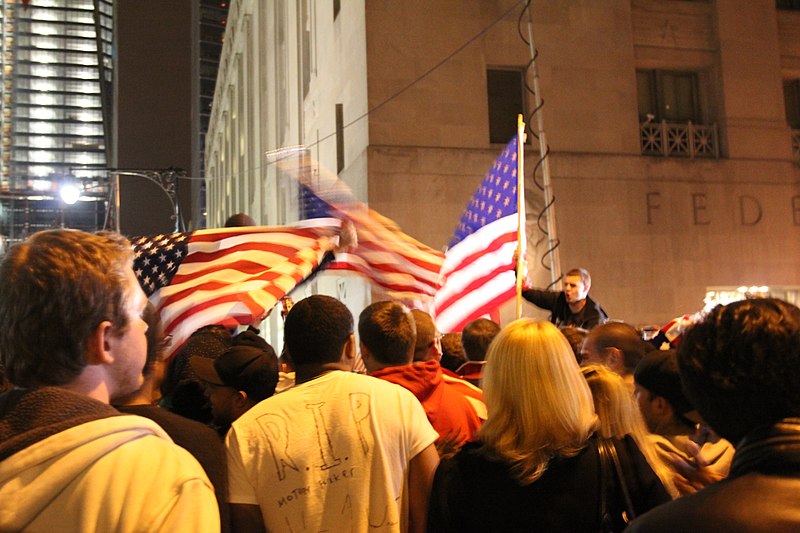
[190,344,279,402]
[634,349,694,416]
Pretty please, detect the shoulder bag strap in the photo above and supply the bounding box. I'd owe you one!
[597,438,612,532]
[607,438,637,522]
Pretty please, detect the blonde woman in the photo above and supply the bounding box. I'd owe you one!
[582,364,679,499]
[427,319,670,532]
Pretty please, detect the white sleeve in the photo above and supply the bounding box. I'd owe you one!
[225,425,260,505]
[399,387,439,458]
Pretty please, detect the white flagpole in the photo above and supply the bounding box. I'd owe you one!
[525,7,561,286]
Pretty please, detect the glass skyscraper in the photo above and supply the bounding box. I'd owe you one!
[0,0,113,248]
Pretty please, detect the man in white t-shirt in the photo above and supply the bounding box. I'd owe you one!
[226,295,439,533]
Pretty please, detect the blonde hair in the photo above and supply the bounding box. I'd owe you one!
[478,319,597,485]
[582,365,678,498]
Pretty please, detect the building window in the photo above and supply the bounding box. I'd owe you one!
[777,0,800,10]
[783,79,800,129]
[783,80,800,162]
[335,103,344,174]
[637,69,701,123]
[637,69,717,158]
[487,68,525,144]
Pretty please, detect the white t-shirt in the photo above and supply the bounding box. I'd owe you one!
[226,370,438,533]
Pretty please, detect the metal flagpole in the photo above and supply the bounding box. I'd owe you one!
[516,114,527,320]
[525,5,561,286]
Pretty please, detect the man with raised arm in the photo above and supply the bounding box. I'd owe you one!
[522,267,608,329]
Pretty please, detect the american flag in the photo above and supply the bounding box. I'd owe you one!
[273,151,444,307]
[131,219,341,359]
[434,136,523,332]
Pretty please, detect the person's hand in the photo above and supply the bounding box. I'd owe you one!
[669,441,725,495]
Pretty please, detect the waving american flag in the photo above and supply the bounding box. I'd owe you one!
[434,136,523,332]
[132,219,341,358]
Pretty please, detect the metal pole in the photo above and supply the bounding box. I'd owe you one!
[516,115,526,320]
[525,5,561,286]
[114,172,120,233]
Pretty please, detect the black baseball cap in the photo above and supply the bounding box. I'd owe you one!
[634,349,694,416]
[190,344,279,402]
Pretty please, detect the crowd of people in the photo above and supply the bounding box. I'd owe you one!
[1,228,800,532]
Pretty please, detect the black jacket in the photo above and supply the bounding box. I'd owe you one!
[628,418,800,532]
[427,435,670,532]
[522,289,608,329]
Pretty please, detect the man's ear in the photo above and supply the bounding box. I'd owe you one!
[234,390,250,407]
[605,347,624,373]
[359,341,371,362]
[86,320,115,366]
[342,334,356,367]
[652,396,672,418]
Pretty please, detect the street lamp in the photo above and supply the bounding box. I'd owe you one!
[59,182,81,205]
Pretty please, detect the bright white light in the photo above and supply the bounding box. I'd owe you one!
[74,153,95,165]
[30,122,56,134]
[759,286,769,293]
[74,97,96,108]
[78,112,100,122]
[30,136,55,149]
[29,166,53,177]
[30,51,58,64]
[737,286,748,293]
[60,184,81,205]
[31,65,57,77]
[75,125,101,136]
[31,180,52,192]
[31,80,57,92]
[30,107,56,120]
[31,23,58,35]
[29,150,54,163]
[33,93,57,106]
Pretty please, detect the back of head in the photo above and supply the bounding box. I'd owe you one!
[411,309,437,362]
[588,321,647,374]
[678,298,800,443]
[479,319,596,484]
[224,213,257,227]
[358,301,416,367]
[440,332,467,373]
[0,229,133,387]
[461,318,501,361]
[162,324,233,397]
[284,295,353,366]
[560,325,588,364]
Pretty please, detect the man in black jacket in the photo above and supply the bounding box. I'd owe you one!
[522,267,607,329]
[628,298,800,532]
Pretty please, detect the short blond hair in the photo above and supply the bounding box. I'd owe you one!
[478,319,597,485]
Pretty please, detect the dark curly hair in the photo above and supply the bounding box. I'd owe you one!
[678,298,800,443]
